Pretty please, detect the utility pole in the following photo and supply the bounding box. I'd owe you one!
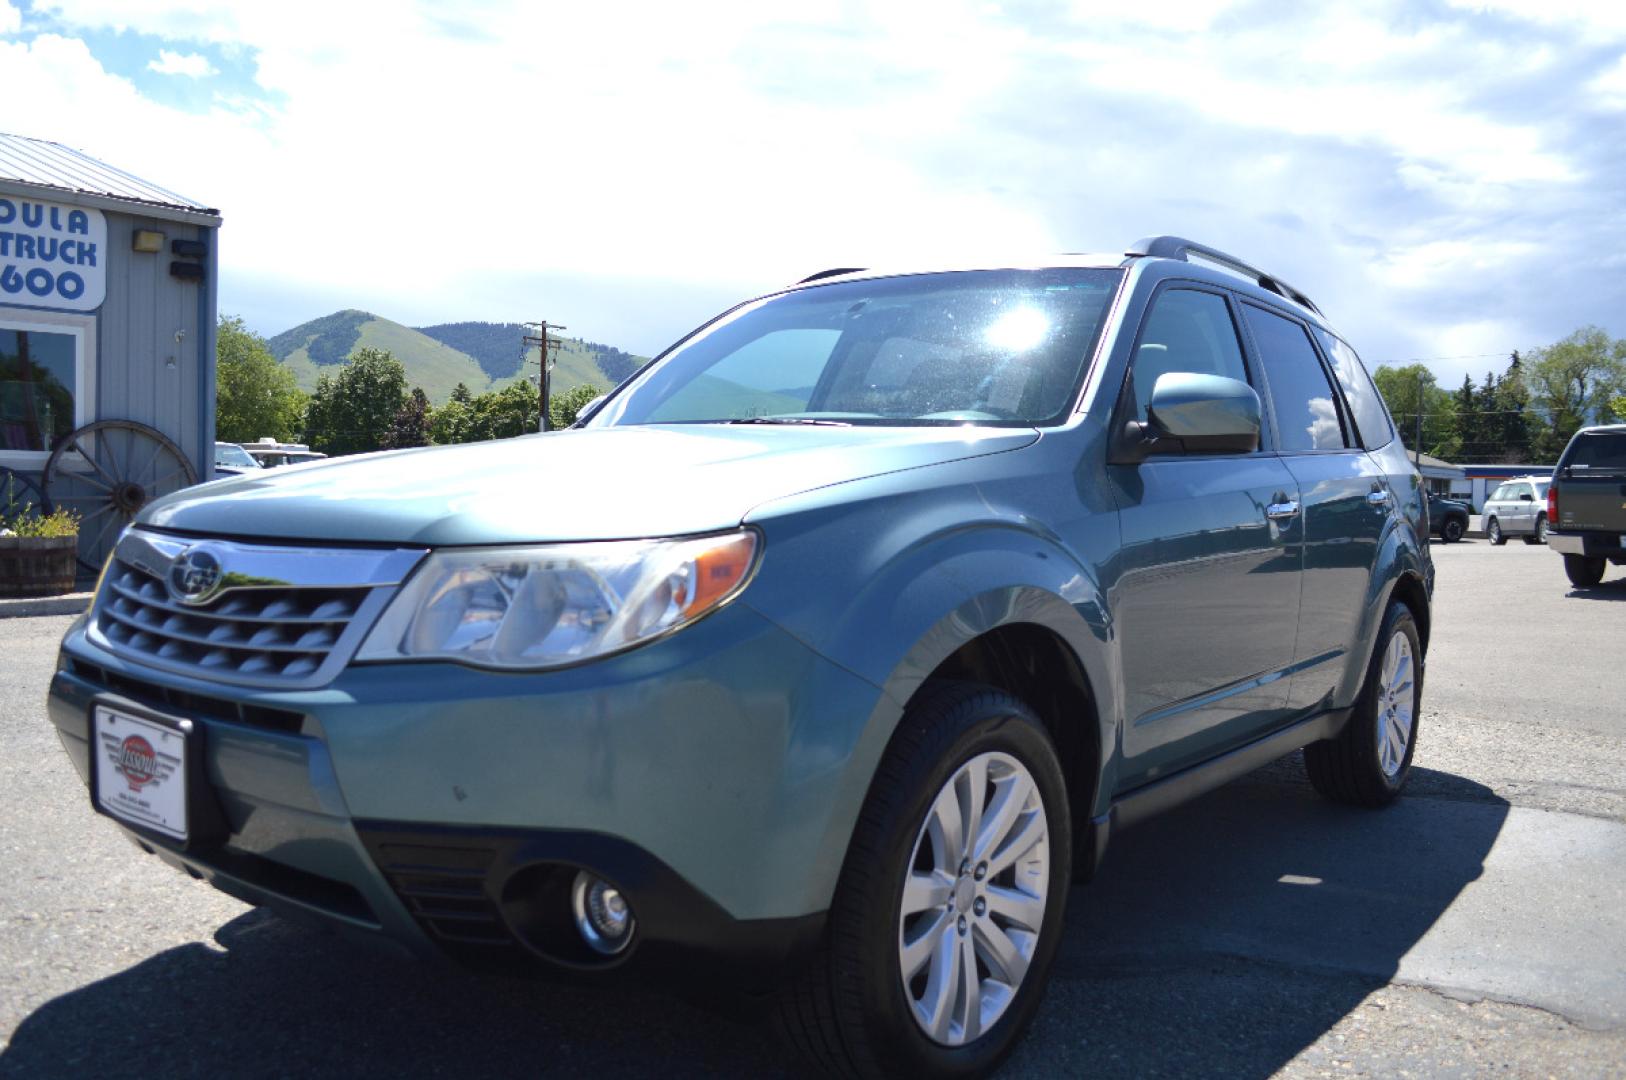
[1414,369,1423,469]
[522,321,565,432]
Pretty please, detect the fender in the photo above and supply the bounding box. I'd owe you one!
[743,503,1119,908]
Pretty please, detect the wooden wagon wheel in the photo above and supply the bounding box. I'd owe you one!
[43,419,197,571]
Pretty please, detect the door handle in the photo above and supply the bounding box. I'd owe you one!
[1266,500,1300,520]
[1367,489,1391,507]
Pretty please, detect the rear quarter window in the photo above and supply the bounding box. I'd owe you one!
[1314,330,1394,449]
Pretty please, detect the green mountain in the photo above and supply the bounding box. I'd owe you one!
[267,312,647,406]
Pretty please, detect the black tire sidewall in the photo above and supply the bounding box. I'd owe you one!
[841,691,1072,1079]
[1487,518,1503,544]
[1443,519,1463,543]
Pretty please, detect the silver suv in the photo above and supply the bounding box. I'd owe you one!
[1482,476,1551,545]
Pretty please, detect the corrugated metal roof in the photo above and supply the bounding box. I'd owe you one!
[0,132,217,215]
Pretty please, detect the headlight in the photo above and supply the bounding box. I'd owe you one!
[355,530,758,670]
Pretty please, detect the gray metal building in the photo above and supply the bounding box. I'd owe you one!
[0,133,219,569]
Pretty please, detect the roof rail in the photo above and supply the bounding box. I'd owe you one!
[798,267,867,284]
[1125,236,1321,315]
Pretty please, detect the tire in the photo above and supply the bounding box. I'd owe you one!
[1441,518,1464,543]
[1487,517,1505,545]
[1564,554,1606,589]
[1535,514,1549,544]
[774,682,1071,1079]
[1304,600,1421,807]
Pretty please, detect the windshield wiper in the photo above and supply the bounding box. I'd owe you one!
[725,416,853,427]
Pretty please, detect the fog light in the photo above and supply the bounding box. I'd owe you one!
[571,870,635,955]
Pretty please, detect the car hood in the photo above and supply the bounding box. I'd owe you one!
[142,424,1038,546]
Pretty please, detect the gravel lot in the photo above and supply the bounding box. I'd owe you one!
[2,538,1623,1078]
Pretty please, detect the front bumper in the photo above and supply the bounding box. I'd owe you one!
[48,602,882,985]
[1548,530,1626,558]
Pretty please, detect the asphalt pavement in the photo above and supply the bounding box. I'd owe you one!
[2,539,1623,1078]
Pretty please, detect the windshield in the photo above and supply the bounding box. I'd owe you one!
[588,269,1121,428]
[214,443,258,468]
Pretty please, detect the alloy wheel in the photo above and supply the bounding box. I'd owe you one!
[897,751,1050,1047]
[1375,633,1415,777]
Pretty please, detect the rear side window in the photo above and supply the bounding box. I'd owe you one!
[1488,484,1510,502]
[1563,432,1626,473]
[1126,288,1251,423]
[1315,330,1394,448]
[1242,304,1347,452]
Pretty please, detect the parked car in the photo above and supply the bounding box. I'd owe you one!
[211,441,262,478]
[1547,424,1626,588]
[1482,475,1551,545]
[1426,493,1470,543]
[243,437,328,468]
[47,236,1432,1079]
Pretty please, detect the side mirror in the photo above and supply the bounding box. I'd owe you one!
[1117,372,1261,463]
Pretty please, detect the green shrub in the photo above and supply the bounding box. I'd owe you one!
[1,476,79,538]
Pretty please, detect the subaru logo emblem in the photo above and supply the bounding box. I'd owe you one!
[168,546,223,605]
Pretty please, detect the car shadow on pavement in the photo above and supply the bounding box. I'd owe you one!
[1011,759,1509,1078]
[2,763,1506,1080]
[1566,577,1626,601]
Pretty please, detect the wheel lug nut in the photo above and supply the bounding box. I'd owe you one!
[959,859,970,877]
[957,916,967,935]
[973,897,986,916]
[974,863,987,881]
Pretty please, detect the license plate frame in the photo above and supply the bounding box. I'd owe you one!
[90,701,192,843]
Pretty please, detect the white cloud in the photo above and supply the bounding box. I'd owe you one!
[1590,54,1626,108]
[1442,0,1626,38]
[146,48,217,77]
[8,0,1621,368]
[0,1,20,35]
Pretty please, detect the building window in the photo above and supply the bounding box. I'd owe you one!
[0,309,94,466]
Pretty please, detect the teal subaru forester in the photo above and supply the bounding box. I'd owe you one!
[49,237,1432,1079]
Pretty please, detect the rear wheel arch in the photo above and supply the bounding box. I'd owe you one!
[1388,571,1431,656]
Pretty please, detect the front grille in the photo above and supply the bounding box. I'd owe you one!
[100,559,367,682]
[88,531,426,690]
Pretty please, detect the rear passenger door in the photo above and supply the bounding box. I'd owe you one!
[1107,285,1302,788]
[1239,302,1389,716]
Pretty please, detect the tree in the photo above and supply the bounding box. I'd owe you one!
[450,382,474,406]
[1526,326,1626,460]
[303,347,408,456]
[1372,363,1458,459]
[429,398,472,444]
[466,379,540,441]
[384,387,432,450]
[215,315,307,443]
[548,383,603,429]
[1489,352,1539,463]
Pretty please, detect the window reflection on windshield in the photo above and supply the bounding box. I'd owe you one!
[590,269,1122,428]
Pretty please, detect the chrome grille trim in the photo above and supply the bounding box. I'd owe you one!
[87,530,428,690]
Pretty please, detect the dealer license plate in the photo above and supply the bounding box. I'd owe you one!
[92,705,188,841]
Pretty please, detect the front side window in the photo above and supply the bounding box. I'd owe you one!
[1124,288,1251,423]
[589,269,1122,428]
[0,321,79,453]
[1243,303,1347,452]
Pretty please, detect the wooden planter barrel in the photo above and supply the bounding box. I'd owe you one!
[0,535,79,597]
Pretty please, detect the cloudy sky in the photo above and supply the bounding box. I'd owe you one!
[1,0,1622,386]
